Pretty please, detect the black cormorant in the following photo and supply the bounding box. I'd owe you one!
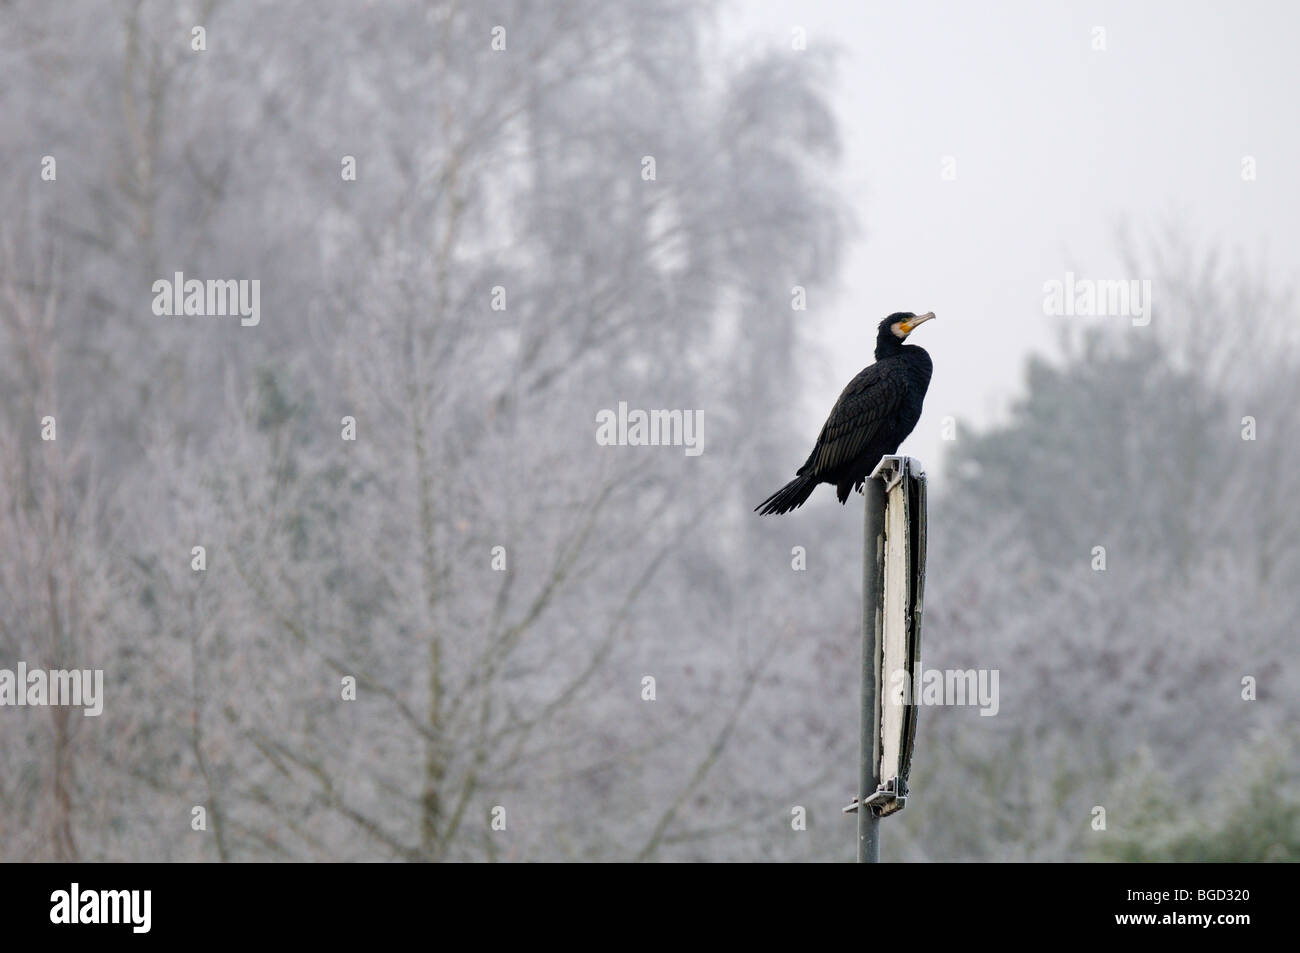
[755,312,935,515]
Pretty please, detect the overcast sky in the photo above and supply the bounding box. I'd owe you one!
[729,0,1300,476]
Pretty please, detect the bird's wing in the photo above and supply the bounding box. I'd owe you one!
[800,363,906,477]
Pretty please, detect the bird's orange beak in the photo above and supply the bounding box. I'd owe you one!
[899,312,935,334]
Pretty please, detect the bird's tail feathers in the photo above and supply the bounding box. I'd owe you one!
[754,473,817,515]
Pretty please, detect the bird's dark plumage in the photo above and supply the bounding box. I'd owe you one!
[755,312,934,515]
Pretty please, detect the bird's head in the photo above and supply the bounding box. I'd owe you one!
[877,311,935,354]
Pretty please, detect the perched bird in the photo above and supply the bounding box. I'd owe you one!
[755,312,935,515]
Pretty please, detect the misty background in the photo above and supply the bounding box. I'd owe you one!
[1,0,1296,861]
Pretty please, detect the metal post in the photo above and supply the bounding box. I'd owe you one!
[858,476,887,863]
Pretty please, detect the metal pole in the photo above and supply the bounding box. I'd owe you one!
[858,476,886,863]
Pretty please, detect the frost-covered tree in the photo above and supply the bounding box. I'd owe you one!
[896,240,1300,861]
[0,0,846,861]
